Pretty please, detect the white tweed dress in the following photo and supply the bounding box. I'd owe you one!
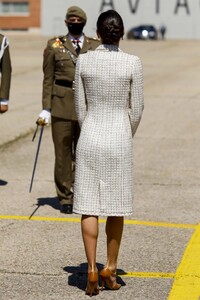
[73,44,144,216]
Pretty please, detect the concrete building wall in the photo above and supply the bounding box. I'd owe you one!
[41,0,200,39]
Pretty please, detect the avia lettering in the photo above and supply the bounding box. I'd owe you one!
[100,0,192,15]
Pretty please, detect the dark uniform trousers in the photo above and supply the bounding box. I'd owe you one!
[51,116,80,205]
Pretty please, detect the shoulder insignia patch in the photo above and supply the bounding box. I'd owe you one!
[52,37,64,48]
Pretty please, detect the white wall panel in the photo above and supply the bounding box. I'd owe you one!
[41,0,200,39]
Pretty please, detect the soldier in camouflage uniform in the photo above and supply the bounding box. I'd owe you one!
[0,34,12,114]
[38,6,100,214]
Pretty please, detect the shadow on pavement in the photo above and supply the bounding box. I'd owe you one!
[63,263,126,291]
[0,179,8,186]
[37,196,60,210]
[28,197,60,219]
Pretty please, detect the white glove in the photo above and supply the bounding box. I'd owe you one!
[38,109,51,125]
[0,99,8,105]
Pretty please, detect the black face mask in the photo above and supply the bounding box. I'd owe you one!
[67,22,85,36]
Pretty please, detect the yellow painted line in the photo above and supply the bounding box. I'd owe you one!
[71,270,174,279]
[0,215,196,229]
[167,223,200,300]
[1,214,199,285]
[0,215,81,222]
[123,219,196,229]
[118,271,175,279]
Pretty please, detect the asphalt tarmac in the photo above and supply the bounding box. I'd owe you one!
[0,34,200,300]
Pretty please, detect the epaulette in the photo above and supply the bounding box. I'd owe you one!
[50,35,65,48]
[58,35,67,43]
[86,36,100,42]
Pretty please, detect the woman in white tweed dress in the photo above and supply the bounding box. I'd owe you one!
[73,10,144,296]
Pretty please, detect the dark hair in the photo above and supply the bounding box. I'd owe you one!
[97,10,124,44]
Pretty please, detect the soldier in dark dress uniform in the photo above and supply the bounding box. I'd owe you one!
[38,6,100,213]
[0,34,12,114]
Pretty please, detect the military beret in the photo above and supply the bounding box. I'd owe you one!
[66,6,87,23]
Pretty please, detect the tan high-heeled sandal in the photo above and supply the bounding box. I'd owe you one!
[99,267,121,291]
[85,271,99,297]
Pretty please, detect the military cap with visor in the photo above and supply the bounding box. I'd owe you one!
[66,6,87,23]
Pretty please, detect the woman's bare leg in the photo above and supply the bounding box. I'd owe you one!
[81,215,99,272]
[105,216,124,272]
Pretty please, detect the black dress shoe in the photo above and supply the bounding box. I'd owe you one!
[60,204,73,214]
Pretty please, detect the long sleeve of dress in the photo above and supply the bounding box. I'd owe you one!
[129,56,144,136]
[74,56,87,127]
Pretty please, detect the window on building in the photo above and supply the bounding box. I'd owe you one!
[0,2,29,14]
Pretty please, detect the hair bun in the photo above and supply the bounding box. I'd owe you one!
[97,10,124,45]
